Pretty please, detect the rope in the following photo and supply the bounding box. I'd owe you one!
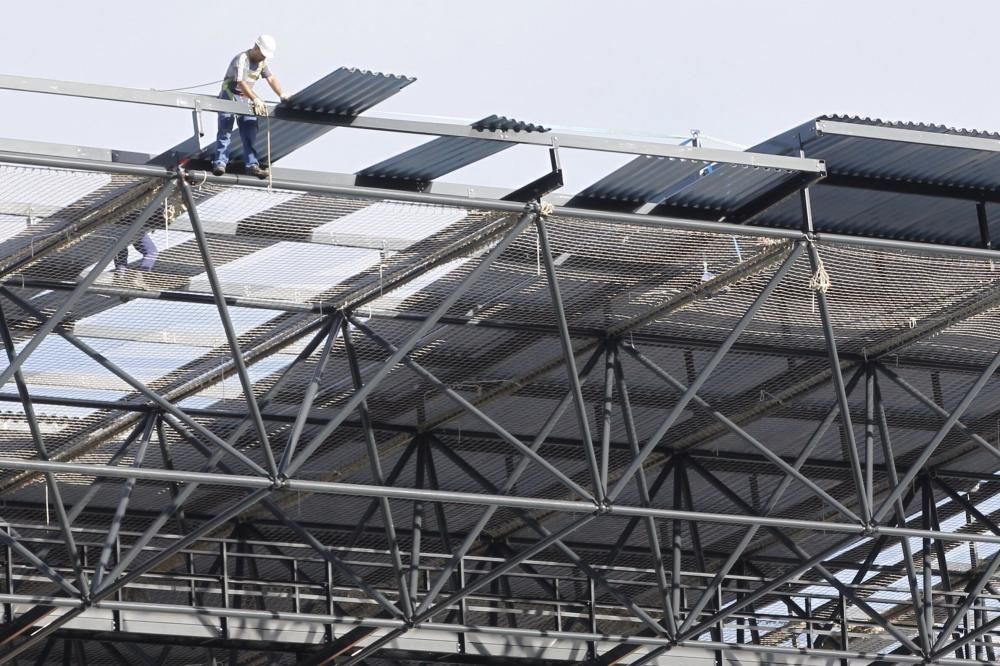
[266,106,273,193]
[255,100,274,193]
[809,254,832,293]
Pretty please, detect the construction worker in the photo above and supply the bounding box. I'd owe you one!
[211,35,289,179]
[111,232,157,290]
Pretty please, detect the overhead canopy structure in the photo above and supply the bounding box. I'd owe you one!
[0,71,998,666]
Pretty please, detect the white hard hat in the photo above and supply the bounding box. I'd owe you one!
[255,34,276,58]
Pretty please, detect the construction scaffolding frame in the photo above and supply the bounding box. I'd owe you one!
[0,74,999,665]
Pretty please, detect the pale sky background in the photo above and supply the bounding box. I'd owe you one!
[4,0,999,192]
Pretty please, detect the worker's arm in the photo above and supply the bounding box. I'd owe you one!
[266,75,289,103]
[236,80,262,102]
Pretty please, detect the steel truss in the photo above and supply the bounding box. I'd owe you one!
[0,100,999,666]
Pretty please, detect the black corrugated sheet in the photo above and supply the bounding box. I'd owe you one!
[356,115,548,190]
[749,115,1000,246]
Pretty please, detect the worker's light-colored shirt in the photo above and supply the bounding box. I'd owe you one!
[222,52,272,98]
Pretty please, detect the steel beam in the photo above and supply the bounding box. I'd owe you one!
[276,314,343,474]
[877,364,1000,464]
[536,216,603,502]
[0,288,269,478]
[0,180,174,389]
[808,242,870,523]
[608,243,804,502]
[0,74,825,172]
[350,317,593,501]
[875,374,931,653]
[873,344,1000,523]
[612,349,676,634]
[4,455,1000,545]
[623,344,861,522]
[0,302,87,590]
[341,318,413,618]
[11,144,1000,263]
[415,345,606,615]
[177,175,278,478]
[285,208,537,476]
[90,413,155,594]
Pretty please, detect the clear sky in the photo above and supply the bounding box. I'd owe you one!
[5,0,999,191]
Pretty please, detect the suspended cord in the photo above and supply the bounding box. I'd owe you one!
[152,79,222,92]
[263,104,273,193]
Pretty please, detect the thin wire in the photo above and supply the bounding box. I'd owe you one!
[151,80,222,92]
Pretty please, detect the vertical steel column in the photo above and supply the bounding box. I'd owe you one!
[409,438,427,603]
[0,181,175,389]
[681,457,712,636]
[839,593,849,658]
[422,441,459,598]
[807,242,870,523]
[2,534,10,625]
[923,482,935,646]
[978,201,992,250]
[176,175,277,479]
[154,417,186,524]
[613,348,676,634]
[341,319,413,618]
[599,346,615,494]
[671,458,683,626]
[864,364,875,514]
[535,215,603,503]
[799,142,816,235]
[874,373,931,654]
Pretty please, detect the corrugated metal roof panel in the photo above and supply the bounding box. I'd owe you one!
[568,155,796,214]
[750,115,1000,245]
[756,185,1000,246]
[283,67,416,116]
[357,115,546,185]
[568,156,708,209]
[153,68,414,167]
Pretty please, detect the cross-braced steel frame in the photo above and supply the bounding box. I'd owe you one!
[1,80,1000,665]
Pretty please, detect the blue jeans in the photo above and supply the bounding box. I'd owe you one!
[114,232,157,271]
[213,90,260,169]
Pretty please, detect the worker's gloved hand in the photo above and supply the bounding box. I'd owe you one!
[279,95,290,104]
[252,98,268,116]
